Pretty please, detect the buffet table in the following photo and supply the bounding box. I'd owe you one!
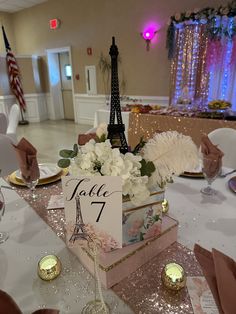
[128,113,236,149]
[1,170,235,313]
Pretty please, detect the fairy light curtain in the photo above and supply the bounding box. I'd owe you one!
[167,1,236,110]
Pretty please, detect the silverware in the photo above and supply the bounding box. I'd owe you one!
[219,169,236,178]
[1,185,13,190]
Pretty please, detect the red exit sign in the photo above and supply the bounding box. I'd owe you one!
[49,18,60,30]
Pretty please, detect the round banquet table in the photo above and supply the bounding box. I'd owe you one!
[0,169,235,313]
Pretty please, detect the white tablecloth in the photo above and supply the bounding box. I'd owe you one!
[94,108,130,140]
[166,172,236,260]
[1,171,236,313]
[0,179,133,314]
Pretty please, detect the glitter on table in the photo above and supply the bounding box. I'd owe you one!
[113,242,202,314]
[10,180,203,313]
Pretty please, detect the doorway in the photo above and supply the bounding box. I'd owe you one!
[46,47,75,120]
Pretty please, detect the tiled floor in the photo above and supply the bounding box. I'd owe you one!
[17,120,91,163]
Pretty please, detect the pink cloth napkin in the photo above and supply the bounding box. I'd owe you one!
[78,133,97,145]
[0,290,59,314]
[194,244,236,314]
[13,137,40,182]
[201,135,224,178]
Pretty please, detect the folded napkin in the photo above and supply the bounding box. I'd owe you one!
[78,133,97,145]
[194,244,236,314]
[200,135,224,178]
[13,137,40,182]
[0,290,59,314]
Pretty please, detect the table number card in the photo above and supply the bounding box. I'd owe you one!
[187,277,219,314]
[62,176,123,248]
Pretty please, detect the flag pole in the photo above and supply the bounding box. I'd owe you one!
[19,107,29,125]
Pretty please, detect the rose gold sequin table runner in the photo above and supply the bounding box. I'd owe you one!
[128,112,236,149]
[11,181,202,314]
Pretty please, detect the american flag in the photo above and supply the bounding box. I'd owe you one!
[2,26,26,112]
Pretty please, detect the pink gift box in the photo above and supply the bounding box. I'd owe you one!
[68,215,178,289]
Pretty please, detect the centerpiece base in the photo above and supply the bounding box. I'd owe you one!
[68,215,178,289]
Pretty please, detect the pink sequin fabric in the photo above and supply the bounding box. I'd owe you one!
[11,181,202,313]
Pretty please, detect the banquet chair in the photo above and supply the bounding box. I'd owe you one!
[0,113,8,134]
[0,134,18,176]
[208,128,236,169]
[6,104,20,144]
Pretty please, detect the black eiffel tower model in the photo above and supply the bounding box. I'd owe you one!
[107,37,129,154]
[69,195,88,243]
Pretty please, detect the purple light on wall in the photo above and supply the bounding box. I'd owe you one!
[142,29,155,41]
[141,26,157,51]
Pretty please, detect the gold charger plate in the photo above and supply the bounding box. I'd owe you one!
[8,168,69,186]
[228,176,236,193]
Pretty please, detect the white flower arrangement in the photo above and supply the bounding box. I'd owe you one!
[58,125,199,205]
[69,139,150,205]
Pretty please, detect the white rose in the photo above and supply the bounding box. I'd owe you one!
[96,123,108,138]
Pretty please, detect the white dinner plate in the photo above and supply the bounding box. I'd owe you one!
[15,163,61,180]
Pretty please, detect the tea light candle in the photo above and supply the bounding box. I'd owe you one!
[162,199,169,214]
[38,255,61,281]
[161,262,186,291]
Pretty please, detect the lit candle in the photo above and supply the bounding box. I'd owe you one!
[161,262,186,291]
[162,199,169,214]
[38,255,61,281]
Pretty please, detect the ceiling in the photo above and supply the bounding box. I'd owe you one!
[0,0,47,13]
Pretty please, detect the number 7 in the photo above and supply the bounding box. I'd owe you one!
[91,201,106,222]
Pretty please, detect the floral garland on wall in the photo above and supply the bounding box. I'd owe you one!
[167,0,236,59]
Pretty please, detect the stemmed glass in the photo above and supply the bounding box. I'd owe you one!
[201,156,221,195]
[21,172,40,201]
[0,186,9,243]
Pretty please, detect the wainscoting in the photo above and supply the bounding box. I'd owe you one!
[0,93,169,125]
[0,93,48,122]
[74,94,169,126]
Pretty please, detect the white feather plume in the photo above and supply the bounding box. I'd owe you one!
[142,131,200,186]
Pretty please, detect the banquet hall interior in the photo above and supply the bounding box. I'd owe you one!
[0,0,236,313]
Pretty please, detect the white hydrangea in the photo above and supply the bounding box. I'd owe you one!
[71,139,150,205]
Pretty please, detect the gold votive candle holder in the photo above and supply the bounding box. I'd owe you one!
[161,262,186,291]
[38,254,61,281]
[161,199,169,215]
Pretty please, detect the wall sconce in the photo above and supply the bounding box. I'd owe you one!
[141,29,157,51]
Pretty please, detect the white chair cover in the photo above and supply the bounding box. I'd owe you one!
[6,104,20,144]
[208,128,236,169]
[0,134,18,176]
[0,113,8,134]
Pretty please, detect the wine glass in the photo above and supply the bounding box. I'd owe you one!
[201,156,221,195]
[0,187,9,243]
[21,173,39,201]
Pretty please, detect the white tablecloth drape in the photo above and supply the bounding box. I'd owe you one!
[94,108,130,140]
[0,179,133,314]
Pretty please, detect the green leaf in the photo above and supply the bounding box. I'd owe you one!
[132,137,146,155]
[140,233,144,241]
[58,159,70,168]
[99,134,107,142]
[59,149,74,158]
[140,159,155,177]
[153,214,160,222]
[73,144,78,155]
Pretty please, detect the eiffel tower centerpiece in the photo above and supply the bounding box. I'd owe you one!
[107,37,129,154]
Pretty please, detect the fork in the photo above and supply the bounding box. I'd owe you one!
[219,169,236,178]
